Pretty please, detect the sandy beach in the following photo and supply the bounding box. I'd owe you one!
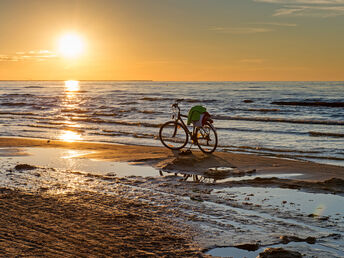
[1,137,344,257]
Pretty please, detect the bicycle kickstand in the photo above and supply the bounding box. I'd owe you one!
[186,142,193,151]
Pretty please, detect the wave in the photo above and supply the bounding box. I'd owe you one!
[184,99,218,103]
[139,110,162,114]
[25,86,43,89]
[92,112,118,117]
[61,108,90,114]
[1,93,35,97]
[217,127,344,139]
[36,121,73,126]
[118,101,138,105]
[213,115,344,125]
[91,109,159,116]
[0,102,28,106]
[309,131,344,138]
[224,108,281,112]
[69,117,161,128]
[140,97,217,103]
[23,124,85,133]
[221,145,321,154]
[0,101,59,109]
[141,97,174,102]
[0,111,36,116]
[272,101,344,108]
[215,126,305,136]
[91,130,157,139]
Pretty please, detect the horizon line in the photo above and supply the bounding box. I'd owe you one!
[0,80,344,82]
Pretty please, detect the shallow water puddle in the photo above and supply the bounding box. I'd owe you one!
[0,147,159,177]
[177,172,303,183]
[212,186,344,220]
[216,173,303,182]
[207,241,344,258]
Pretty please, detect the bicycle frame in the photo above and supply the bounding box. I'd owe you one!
[171,102,197,140]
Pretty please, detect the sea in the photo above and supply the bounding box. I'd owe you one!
[0,81,343,167]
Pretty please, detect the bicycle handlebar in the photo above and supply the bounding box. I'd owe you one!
[172,98,184,108]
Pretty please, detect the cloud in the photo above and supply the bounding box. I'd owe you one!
[255,0,344,3]
[0,50,57,62]
[251,22,298,26]
[254,0,344,17]
[209,26,273,34]
[273,5,344,16]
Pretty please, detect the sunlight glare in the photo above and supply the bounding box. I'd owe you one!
[59,130,82,142]
[58,33,84,58]
[314,204,326,216]
[65,80,79,92]
[61,150,91,159]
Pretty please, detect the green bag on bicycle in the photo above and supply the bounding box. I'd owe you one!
[187,105,207,125]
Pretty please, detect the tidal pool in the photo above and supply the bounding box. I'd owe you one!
[0,147,159,177]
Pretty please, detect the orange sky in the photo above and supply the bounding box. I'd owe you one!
[0,0,343,81]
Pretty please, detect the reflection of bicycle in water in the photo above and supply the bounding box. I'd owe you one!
[159,99,218,154]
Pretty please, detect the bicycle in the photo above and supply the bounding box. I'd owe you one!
[159,99,218,154]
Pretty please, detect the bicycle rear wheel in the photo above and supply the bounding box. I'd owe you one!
[196,122,218,154]
[159,121,188,150]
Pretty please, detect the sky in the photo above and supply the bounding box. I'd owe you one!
[0,0,343,81]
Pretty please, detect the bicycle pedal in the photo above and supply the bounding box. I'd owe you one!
[179,149,192,155]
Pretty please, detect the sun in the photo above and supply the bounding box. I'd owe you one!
[58,33,85,58]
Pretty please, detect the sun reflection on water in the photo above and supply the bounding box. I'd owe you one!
[59,80,83,142]
[314,204,326,216]
[65,80,80,92]
[59,130,82,142]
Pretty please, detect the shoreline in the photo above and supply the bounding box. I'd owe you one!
[1,136,343,181]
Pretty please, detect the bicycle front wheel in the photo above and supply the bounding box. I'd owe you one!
[196,122,218,154]
[159,121,189,150]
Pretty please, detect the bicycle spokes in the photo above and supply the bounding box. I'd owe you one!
[195,123,218,153]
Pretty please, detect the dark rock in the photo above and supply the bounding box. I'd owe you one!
[326,233,341,240]
[14,164,37,171]
[307,213,329,221]
[258,248,302,258]
[323,178,344,187]
[190,195,204,202]
[271,101,344,108]
[243,99,254,103]
[235,243,259,251]
[318,216,329,221]
[280,235,316,244]
[305,237,316,244]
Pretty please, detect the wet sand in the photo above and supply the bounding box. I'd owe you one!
[0,189,202,257]
[1,137,343,181]
[1,137,344,257]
